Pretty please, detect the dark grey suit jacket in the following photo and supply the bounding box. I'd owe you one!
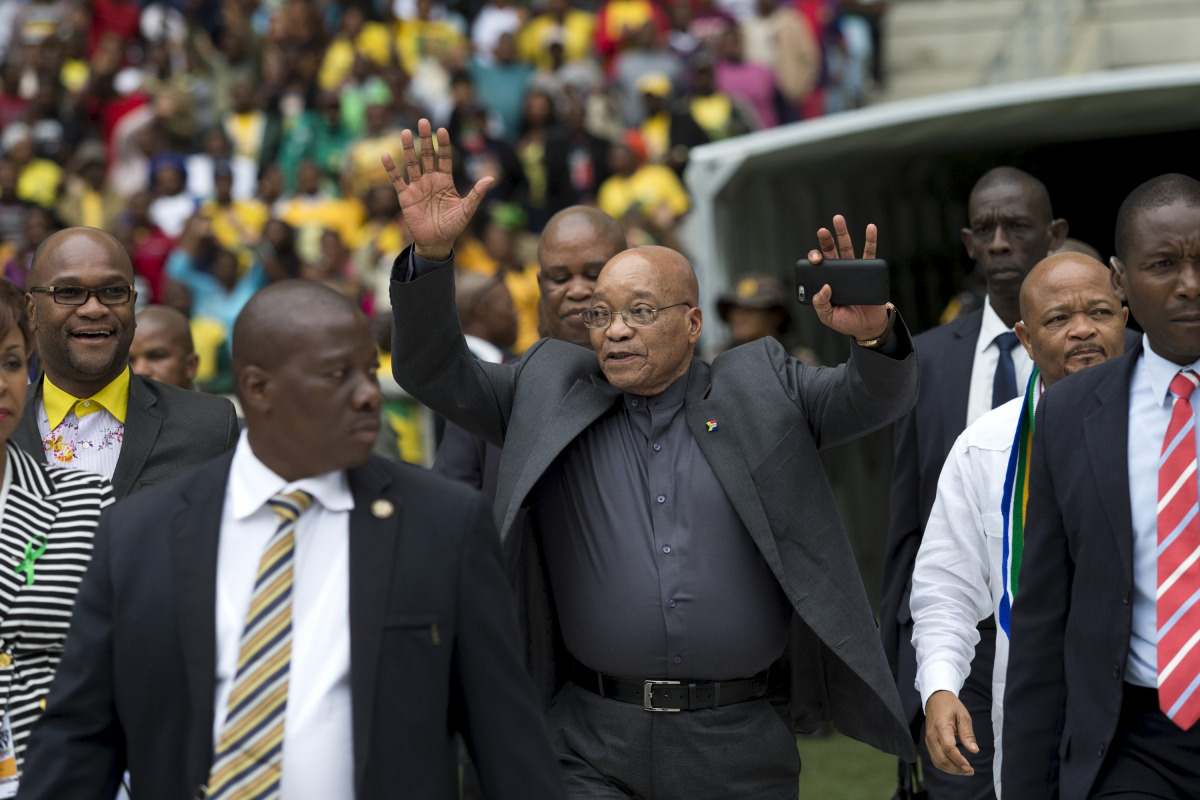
[391,255,921,760]
[13,373,238,499]
[19,454,567,800]
[1002,342,1145,800]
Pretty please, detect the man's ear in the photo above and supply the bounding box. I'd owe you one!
[237,365,271,416]
[1110,256,1128,303]
[1048,218,1068,251]
[960,227,976,261]
[1015,320,1034,360]
[687,306,703,345]
[185,353,200,383]
[25,293,36,337]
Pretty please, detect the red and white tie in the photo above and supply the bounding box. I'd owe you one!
[1157,370,1200,730]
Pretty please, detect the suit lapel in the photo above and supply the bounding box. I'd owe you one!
[112,376,161,498]
[941,309,982,454]
[684,359,791,594]
[499,376,622,540]
[12,378,44,456]
[171,455,231,768]
[1083,344,1140,580]
[346,458,401,792]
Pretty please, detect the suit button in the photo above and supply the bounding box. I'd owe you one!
[1112,664,1121,679]
[1121,590,1130,605]
[0,653,11,668]
[1097,743,1105,758]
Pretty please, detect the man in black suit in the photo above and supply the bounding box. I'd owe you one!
[17,228,237,498]
[18,281,567,800]
[1003,174,1200,800]
[882,167,1067,798]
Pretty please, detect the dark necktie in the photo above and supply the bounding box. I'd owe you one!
[992,331,1020,409]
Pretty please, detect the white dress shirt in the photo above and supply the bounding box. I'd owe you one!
[213,432,355,799]
[1126,334,1200,688]
[966,300,1034,428]
[911,377,1043,799]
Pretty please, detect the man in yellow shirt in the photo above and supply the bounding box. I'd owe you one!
[15,228,237,498]
[596,136,690,223]
[518,0,596,71]
[199,161,270,256]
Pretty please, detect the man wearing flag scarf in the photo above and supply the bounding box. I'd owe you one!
[910,252,1129,797]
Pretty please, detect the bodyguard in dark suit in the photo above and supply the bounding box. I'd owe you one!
[18,281,566,800]
[17,228,237,498]
[1003,174,1200,800]
[386,120,920,798]
[882,168,1066,797]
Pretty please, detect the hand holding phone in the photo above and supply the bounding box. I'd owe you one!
[806,215,892,342]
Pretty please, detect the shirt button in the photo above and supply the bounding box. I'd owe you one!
[0,653,11,668]
[631,399,639,406]
[653,443,662,452]
[668,599,676,608]
[657,495,665,503]
[1121,590,1130,605]
[673,656,681,664]
[662,545,671,554]
[81,400,91,407]
[1097,743,1105,758]
[1112,664,1121,679]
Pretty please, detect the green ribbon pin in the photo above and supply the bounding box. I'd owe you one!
[14,535,48,586]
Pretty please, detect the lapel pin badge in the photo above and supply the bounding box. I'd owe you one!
[705,419,718,432]
[370,499,395,519]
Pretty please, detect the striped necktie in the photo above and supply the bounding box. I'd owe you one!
[207,490,314,799]
[1157,371,1200,730]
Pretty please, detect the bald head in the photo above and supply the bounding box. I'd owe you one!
[233,280,382,481]
[969,167,1053,222]
[538,206,626,265]
[233,281,363,378]
[590,246,702,396]
[1014,252,1127,387]
[30,227,134,287]
[131,305,197,389]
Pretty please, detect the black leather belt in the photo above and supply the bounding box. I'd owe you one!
[572,662,769,712]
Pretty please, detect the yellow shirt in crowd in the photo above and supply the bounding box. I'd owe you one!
[517,11,596,71]
[597,165,690,222]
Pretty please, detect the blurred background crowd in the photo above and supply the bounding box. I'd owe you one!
[0,0,885,398]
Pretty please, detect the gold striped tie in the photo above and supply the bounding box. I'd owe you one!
[206,490,313,800]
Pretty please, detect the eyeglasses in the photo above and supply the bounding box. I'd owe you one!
[29,285,134,306]
[579,302,691,330]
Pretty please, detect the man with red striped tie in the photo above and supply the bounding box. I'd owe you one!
[1003,173,1200,800]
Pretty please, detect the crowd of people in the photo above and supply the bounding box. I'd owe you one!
[0,103,1193,800]
[0,0,882,395]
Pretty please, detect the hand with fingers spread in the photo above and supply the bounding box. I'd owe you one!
[381,118,494,262]
[807,214,893,343]
[924,690,979,776]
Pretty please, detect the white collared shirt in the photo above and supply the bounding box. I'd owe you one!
[911,377,1043,799]
[1126,334,1200,688]
[966,299,1034,428]
[213,432,355,799]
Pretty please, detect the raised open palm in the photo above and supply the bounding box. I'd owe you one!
[382,119,493,261]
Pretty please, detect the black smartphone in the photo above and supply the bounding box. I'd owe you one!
[794,259,890,305]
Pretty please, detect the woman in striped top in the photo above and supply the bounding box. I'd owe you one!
[0,278,113,791]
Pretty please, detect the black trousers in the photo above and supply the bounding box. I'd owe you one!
[547,681,800,800]
[1090,684,1200,799]
[917,624,998,800]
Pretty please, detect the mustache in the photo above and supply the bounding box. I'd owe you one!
[1065,342,1106,359]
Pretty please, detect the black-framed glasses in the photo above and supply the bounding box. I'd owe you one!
[579,302,691,330]
[29,285,134,306]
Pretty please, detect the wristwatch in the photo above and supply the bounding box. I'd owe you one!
[855,303,897,348]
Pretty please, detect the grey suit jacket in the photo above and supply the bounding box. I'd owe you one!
[13,373,239,498]
[391,254,921,761]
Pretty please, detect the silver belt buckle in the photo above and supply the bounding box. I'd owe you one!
[643,679,682,712]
